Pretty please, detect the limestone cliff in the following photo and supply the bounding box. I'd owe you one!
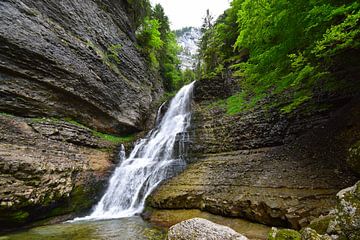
[0,0,162,134]
[0,0,162,230]
[0,115,117,229]
[148,78,360,230]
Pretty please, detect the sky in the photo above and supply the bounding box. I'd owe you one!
[149,0,231,30]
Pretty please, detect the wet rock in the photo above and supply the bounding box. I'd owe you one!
[167,218,248,240]
[149,78,360,229]
[145,209,270,240]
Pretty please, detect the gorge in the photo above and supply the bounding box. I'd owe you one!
[1,0,359,240]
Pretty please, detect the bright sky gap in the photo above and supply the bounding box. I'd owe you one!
[149,0,231,30]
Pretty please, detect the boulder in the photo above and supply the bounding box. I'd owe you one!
[301,228,331,240]
[167,218,248,240]
[327,181,360,239]
[268,228,301,240]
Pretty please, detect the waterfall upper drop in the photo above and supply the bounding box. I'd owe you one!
[77,81,195,220]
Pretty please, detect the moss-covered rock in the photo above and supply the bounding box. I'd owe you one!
[327,181,360,240]
[307,215,334,235]
[348,141,360,175]
[0,210,30,226]
[301,228,331,240]
[268,227,301,240]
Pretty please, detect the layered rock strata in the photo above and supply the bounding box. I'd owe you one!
[0,115,122,229]
[148,79,360,229]
[0,0,162,134]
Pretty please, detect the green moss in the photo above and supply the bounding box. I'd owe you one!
[348,141,360,175]
[92,131,134,144]
[47,185,94,217]
[143,228,167,240]
[9,211,30,223]
[0,112,14,117]
[107,44,123,64]
[308,216,333,235]
[30,116,135,144]
[269,228,301,240]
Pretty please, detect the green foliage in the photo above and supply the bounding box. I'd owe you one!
[135,3,182,92]
[126,0,152,29]
[0,112,13,117]
[92,131,134,144]
[199,0,360,114]
[137,18,163,68]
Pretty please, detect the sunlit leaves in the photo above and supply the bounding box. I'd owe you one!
[199,0,360,114]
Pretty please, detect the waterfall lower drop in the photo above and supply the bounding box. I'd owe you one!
[74,81,195,221]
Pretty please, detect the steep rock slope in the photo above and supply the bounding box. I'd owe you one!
[0,0,162,134]
[148,78,360,229]
[175,27,201,70]
[0,0,162,230]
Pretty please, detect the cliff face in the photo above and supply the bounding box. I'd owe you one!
[0,0,162,229]
[0,0,162,134]
[0,115,117,229]
[148,78,360,229]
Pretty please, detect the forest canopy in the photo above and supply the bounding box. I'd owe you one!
[127,0,182,92]
[198,0,360,114]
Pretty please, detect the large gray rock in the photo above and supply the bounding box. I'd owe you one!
[167,218,248,240]
[0,0,162,134]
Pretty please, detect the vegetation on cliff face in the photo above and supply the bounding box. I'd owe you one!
[128,0,182,92]
[198,0,360,114]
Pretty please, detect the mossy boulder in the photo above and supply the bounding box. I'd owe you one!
[327,181,360,240]
[268,227,301,240]
[348,141,360,175]
[307,215,334,235]
[301,228,331,240]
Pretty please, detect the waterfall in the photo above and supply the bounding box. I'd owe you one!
[74,81,195,221]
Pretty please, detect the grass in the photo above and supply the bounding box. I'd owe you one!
[0,112,14,117]
[31,117,135,144]
[92,131,134,144]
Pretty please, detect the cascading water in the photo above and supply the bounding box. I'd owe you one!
[75,81,195,221]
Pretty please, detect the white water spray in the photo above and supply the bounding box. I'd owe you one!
[74,81,195,221]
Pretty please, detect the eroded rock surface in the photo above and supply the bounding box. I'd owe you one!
[0,0,162,134]
[149,79,360,229]
[0,115,119,229]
